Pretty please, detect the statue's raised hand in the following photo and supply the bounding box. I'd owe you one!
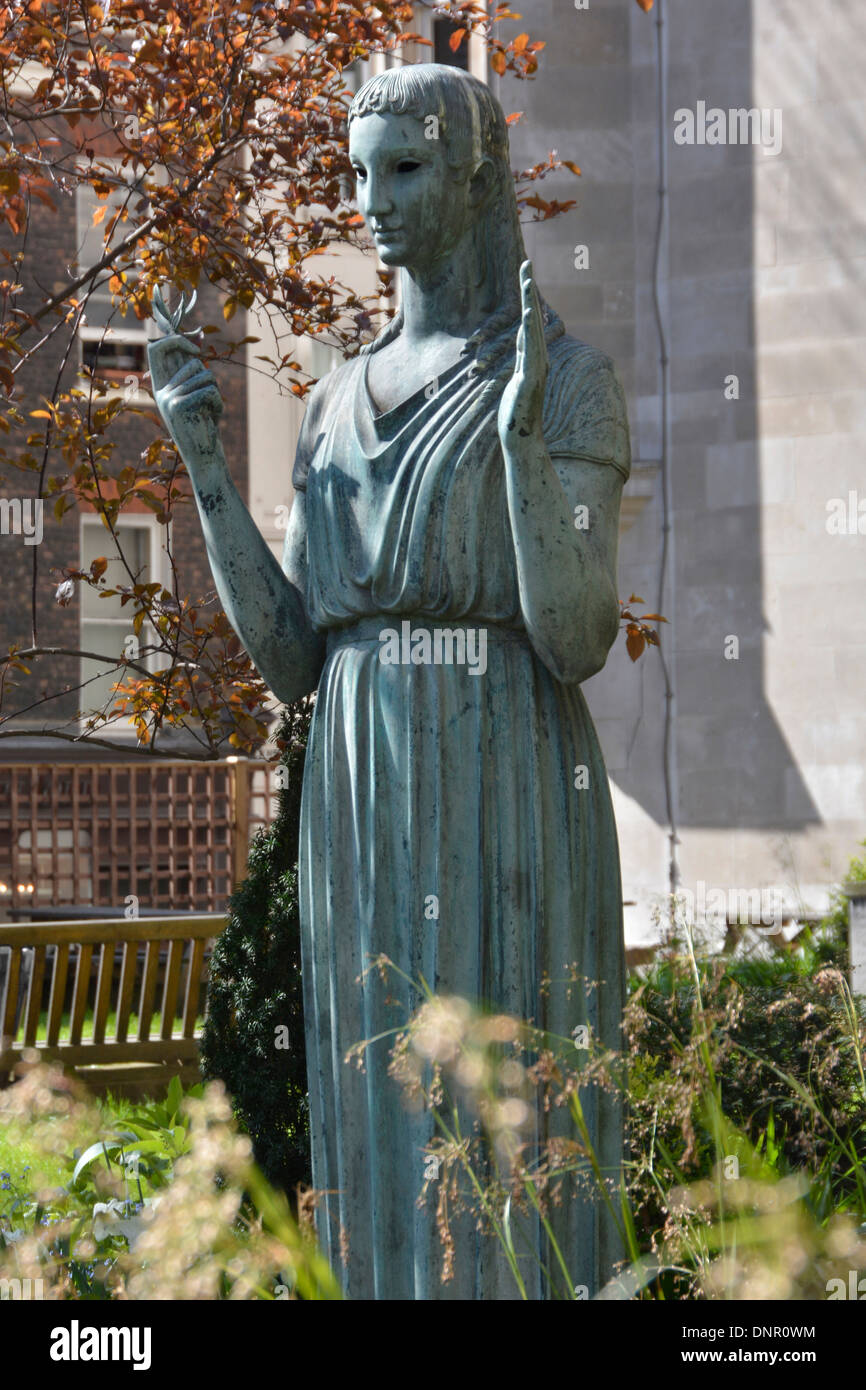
[497,259,549,453]
[148,290,224,469]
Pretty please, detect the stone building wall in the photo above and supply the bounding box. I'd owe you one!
[499,0,866,940]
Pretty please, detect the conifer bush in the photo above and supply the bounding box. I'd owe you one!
[200,700,313,1194]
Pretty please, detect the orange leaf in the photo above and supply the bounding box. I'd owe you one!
[635,0,653,10]
[90,555,108,581]
[490,49,507,76]
[562,160,582,177]
[512,32,528,53]
[626,629,646,663]
[92,204,107,226]
[448,27,466,52]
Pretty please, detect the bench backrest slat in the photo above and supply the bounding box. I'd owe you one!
[137,941,161,1043]
[2,949,20,1040]
[46,943,70,1046]
[115,941,137,1045]
[92,943,115,1045]
[68,943,93,1046]
[183,938,206,1039]
[23,944,46,1047]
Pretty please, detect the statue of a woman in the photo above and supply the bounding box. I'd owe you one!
[149,63,630,1301]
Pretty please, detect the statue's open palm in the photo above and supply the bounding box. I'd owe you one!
[497,260,549,452]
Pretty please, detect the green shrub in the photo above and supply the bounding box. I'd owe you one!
[379,949,866,1301]
[625,933,866,1252]
[200,700,312,1194]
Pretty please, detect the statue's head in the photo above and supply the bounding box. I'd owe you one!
[348,64,526,317]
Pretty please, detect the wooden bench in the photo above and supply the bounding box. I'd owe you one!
[0,914,226,1094]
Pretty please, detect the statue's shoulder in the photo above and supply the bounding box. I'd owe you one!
[547,331,619,388]
[296,355,359,436]
[543,333,630,478]
[303,355,359,416]
[292,357,360,492]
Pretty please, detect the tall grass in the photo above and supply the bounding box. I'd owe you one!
[375,917,866,1300]
[2,902,865,1300]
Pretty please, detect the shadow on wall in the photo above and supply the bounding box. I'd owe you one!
[515,0,823,834]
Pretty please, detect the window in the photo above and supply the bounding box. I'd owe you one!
[433,17,470,71]
[79,516,165,729]
[75,166,155,386]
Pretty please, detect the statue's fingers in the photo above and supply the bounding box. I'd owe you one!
[150,333,200,358]
[514,313,527,371]
[519,262,544,344]
[521,300,543,371]
[183,386,222,415]
[167,358,209,387]
[520,276,534,316]
[147,334,201,391]
[171,373,218,397]
[529,298,549,372]
[521,259,540,304]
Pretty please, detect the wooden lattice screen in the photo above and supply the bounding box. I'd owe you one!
[0,761,278,916]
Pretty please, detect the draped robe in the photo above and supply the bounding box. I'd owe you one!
[290,326,631,1300]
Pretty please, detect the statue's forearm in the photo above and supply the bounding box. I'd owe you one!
[503,428,619,685]
[184,440,325,703]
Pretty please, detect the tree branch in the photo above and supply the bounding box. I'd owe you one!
[9,645,163,682]
[0,726,226,760]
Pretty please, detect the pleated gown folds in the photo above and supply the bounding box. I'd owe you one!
[291,328,631,1300]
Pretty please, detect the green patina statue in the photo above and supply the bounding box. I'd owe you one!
[150,63,630,1301]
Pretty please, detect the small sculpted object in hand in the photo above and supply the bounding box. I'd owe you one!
[150,63,631,1302]
[149,287,223,468]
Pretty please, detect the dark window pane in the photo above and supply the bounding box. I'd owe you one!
[433,18,469,70]
[81,338,147,376]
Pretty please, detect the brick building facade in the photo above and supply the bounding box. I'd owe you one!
[0,126,248,756]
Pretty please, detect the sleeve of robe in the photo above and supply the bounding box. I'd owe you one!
[541,338,631,482]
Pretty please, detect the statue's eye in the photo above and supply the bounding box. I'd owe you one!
[396,159,422,173]
[351,164,366,180]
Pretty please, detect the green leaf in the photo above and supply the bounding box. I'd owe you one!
[165,1074,183,1119]
[72,1140,123,1185]
[117,1118,161,1136]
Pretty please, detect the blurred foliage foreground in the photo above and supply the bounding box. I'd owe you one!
[1,912,865,1300]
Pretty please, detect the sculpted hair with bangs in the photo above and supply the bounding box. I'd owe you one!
[348,63,562,370]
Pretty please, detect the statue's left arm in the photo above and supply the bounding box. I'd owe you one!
[498,261,628,686]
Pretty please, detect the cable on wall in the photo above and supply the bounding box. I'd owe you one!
[650,0,681,917]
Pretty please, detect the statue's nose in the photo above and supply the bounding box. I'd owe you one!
[365,173,394,220]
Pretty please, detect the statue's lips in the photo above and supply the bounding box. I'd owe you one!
[371,225,403,237]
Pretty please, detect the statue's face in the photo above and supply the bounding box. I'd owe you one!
[349,112,475,270]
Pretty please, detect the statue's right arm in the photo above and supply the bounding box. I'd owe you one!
[148,333,326,705]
